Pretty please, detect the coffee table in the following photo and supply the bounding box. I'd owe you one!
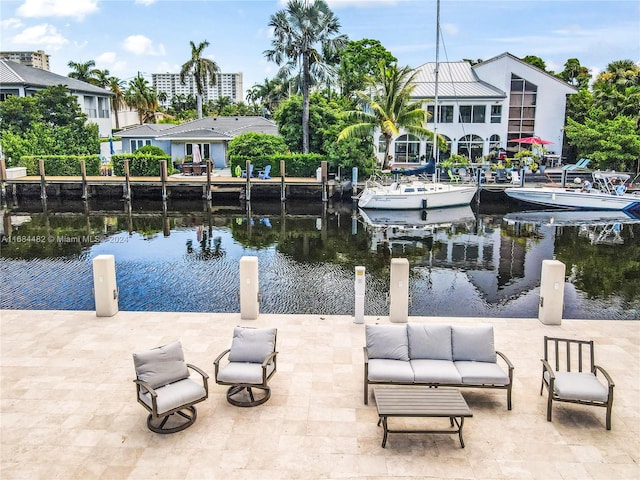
[374,387,473,448]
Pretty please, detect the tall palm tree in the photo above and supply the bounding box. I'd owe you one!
[125,75,158,124]
[338,62,435,170]
[93,69,111,88]
[264,0,347,153]
[107,76,125,130]
[180,40,220,119]
[67,60,98,83]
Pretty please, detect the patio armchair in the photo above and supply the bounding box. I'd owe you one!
[133,341,209,434]
[214,326,278,407]
[241,164,254,178]
[540,336,614,430]
[258,165,272,180]
[447,169,461,183]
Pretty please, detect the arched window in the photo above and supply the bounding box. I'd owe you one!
[377,134,386,153]
[489,134,501,150]
[457,134,483,161]
[426,135,452,162]
[394,134,420,162]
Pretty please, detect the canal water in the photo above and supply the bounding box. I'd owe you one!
[1,198,639,319]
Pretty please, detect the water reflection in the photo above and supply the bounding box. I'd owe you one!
[1,198,639,319]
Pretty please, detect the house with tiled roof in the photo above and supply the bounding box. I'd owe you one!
[380,52,577,165]
[0,59,113,137]
[119,116,279,168]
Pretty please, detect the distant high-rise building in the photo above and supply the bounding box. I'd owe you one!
[152,72,243,108]
[0,50,50,70]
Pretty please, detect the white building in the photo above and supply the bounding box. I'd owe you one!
[152,72,243,108]
[0,59,112,137]
[378,52,577,166]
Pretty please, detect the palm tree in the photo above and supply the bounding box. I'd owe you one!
[264,0,347,153]
[67,60,98,83]
[93,69,111,88]
[125,75,158,124]
[338,62,435,170]
[180,40,220,119]
[107,76,125,130]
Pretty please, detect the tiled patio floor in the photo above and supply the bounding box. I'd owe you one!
[1,310,639,479]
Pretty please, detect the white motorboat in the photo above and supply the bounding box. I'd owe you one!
[357,176,477,210]
[505,171,640,211]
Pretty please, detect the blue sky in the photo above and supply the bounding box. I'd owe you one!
[1,0,639,98]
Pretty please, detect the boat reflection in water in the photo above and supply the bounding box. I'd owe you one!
[503,210,640,245]
[359,205,477,251]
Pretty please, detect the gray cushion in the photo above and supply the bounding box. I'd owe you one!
[217,361,276,385]
[228,327,276,363]
[454,361,510,385]
[407,324,452,360]
[367,359,414,382]
[544,371,609,402]
[133,341,189,389]
[452,325,496,362]
[410,359,461,383]
[365,324,409,361]
[138,378,206,415]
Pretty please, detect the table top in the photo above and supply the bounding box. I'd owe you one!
[374,387,472,418]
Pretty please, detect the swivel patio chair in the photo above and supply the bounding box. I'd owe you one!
[214,326,278,407]
[133,341,209,434]
[540,336,614,430]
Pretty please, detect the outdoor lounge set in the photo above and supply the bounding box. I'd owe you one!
[132,323,615,439]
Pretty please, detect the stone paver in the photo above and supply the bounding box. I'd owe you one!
[1,310,638,479]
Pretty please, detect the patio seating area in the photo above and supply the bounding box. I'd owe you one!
[1,310,639,479]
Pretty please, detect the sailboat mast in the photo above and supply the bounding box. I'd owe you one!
[433,0,441,166]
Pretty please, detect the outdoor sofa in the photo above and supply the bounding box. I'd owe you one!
[364,323,514,409]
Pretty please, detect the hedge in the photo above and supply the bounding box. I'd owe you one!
[111,154,175,176]
[18,155,101,176]
[229,153,325,177]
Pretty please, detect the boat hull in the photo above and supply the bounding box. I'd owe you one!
[505,187,640,211]
[358,183,476,210]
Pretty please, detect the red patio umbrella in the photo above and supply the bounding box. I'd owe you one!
[512,136,553,145]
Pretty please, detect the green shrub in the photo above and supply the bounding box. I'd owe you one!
[112,154,175,176]
[229,153,324,177]
[18,155,101,176]
[133,144,167,156]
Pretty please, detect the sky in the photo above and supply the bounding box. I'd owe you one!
[1,0,639,99]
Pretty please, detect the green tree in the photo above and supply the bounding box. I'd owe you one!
[180,40,220,119]
[264,0,347,154]
[557,58,591,90]
[67,59,98,83]
[0,85,99,163]
[125,74,158,124]
[108,76,126,130]
[565,112,640,171]
[338,39,397,99]
[338,62,434,169]
[228,132,288,158]
[522,55,548,72]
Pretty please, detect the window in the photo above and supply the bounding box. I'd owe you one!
[98,97,110,118]
[508,74,538,146]
[491,105,502,123]
[84,96,97,118]
[130,139,151,151]
[393,134,420,162]
[377,135,386,153]
[426,105,453,123]
[459,105,486,123]
[457,134,484,162]
[186,143,211,159]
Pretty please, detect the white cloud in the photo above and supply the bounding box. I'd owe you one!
[442,23,459,36]
[1,18,24,29]
[17,0,99,21]
[96,51,127,73]
[13,24,68,50]
[122,35,166,56]
[134,0,157,5]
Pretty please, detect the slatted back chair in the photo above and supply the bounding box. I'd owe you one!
[540,336,614,429]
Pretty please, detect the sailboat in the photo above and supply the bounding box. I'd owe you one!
[357,0,477,210]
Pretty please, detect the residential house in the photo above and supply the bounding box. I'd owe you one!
[0,59,113,137]
[119,116,278,168]
[379,52,577,166]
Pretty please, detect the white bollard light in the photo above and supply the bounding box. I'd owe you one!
[354,266,366,324]
[389,258,409,323]
[93,254,119,317]
[538,259,566,325]
[240,256,260,320]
